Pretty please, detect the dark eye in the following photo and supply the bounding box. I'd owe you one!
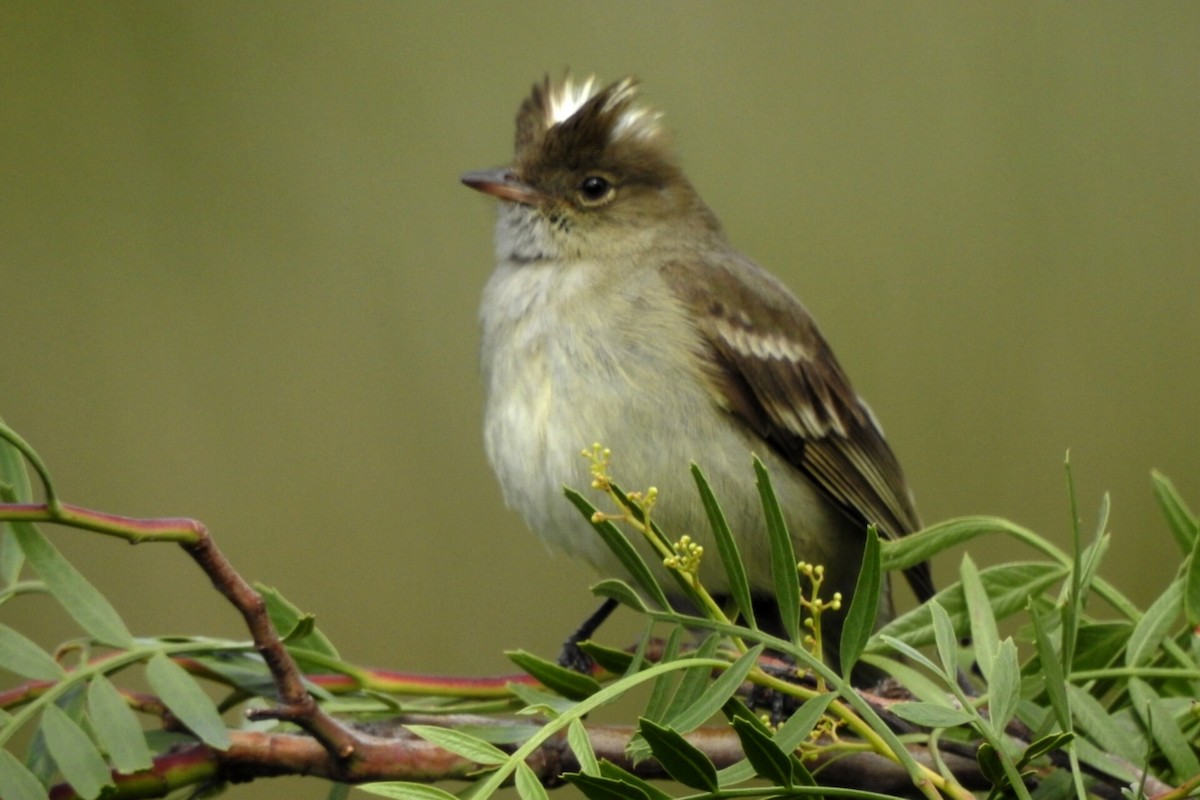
[578,175,615,205]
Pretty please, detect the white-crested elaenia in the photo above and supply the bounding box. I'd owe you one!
[463,75,933,673]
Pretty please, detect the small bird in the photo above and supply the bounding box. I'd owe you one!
[463,75,932,669]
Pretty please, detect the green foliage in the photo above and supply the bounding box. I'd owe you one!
[2,417,1199,800]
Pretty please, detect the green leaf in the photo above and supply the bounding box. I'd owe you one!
[638,717,718,791]
[565,772,651,800]
[881,516,1036,572]
[858,654,955,704]
[86,674,154,773]
[515,761,549,800]
[357,782,460,800]
[1186,530,1200,627]
[960,554,998,683]
[577,640,635,675]
[641,627,684,727]
[506,682,576,716]
[987,638,1021,734]
[0,747,49,800]
[872,562,1067,650]
[564,488,670,610]
[1029,604,1071,731]
[661,634,721,727]
[258,584,340,659]
[840,525,881,679]
[1125,581,1181,667]
[11,525,134,649]
[404,724,507,766]
[597,761,673,800]
[976,741,1007,787]
[691,463,755,629]
[770,691,835,761]
[1020,732,1075,767]
[754,457,800,643]
[144,653,231,750]
[0,624,64,680]
[590,579,648,613]
[731,716,792,787]
[930,601,959,680]
[0,423,33,586]
[1151,470,1199,554]
[1127,678,1200,780]
[1065,684,1141,762]
[667,645,763,733]
[567,718,598,775]
[40,703,111,800]
[1071,620,1132,672]
[889,702,973,728]
[507,650,600,700]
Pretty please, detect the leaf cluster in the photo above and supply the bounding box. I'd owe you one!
[1,419,1198,800]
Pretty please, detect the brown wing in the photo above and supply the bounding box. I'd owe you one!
[661,257,934,602]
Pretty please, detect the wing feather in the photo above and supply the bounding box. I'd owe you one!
[661,257,934,601]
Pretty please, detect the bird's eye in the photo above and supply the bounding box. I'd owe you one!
[577,175,615,206]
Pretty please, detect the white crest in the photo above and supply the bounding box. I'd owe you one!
[544,76,663,142]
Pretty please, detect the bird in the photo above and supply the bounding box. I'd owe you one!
[462,74,933,672]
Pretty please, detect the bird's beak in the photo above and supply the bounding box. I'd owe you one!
[461,169,542,205]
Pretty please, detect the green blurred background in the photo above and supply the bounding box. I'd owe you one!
[3,3,1198,797]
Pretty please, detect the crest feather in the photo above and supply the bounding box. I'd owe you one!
[514,74,664,155]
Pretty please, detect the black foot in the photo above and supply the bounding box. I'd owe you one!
[557,638,596,674]
[555,598,619,674]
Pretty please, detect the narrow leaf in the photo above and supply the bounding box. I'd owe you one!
[1065,684,1141,762]
[1186,531,1200,627]
[564,489,670,609]
[565,773,650,800]
[754,457,800,643]
[1151,471,1199,554]
[0,624,64,680]
[960,554,998,684]
[590,579,648,613]
[987,638,1021,734]
[976,742,1007,786]
[661,634,721,727]
[577,640,635,675]
[881,516,1038,572]
[668,645,764,733]
[144,653,230,749]
[11,525,134,649]
[357,782,459,800]
[597,761,673,800]
[731,716,792,787]
[641,627,684,726]
[40,703,111,800]
[858,654,955,704]
[1020,732,1075,767]
[1029,604,1071,731]
[840,525,881,678]
[87,675,153,773]
[1125,581,1182,667]
[774,691,836,753]
[930,601,959,680]
[0,748,49,800]
[691,463,755,628]
[890,702,973,728]
[507,650,600,700]
[1127,679,1200,780]
[872,562,1066,650]
[638,717,718,791]
[515,761,549,800]
[0,425,33,585]
[567,718,598,775]
[257,584,339,658]
[404,724,507,766]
